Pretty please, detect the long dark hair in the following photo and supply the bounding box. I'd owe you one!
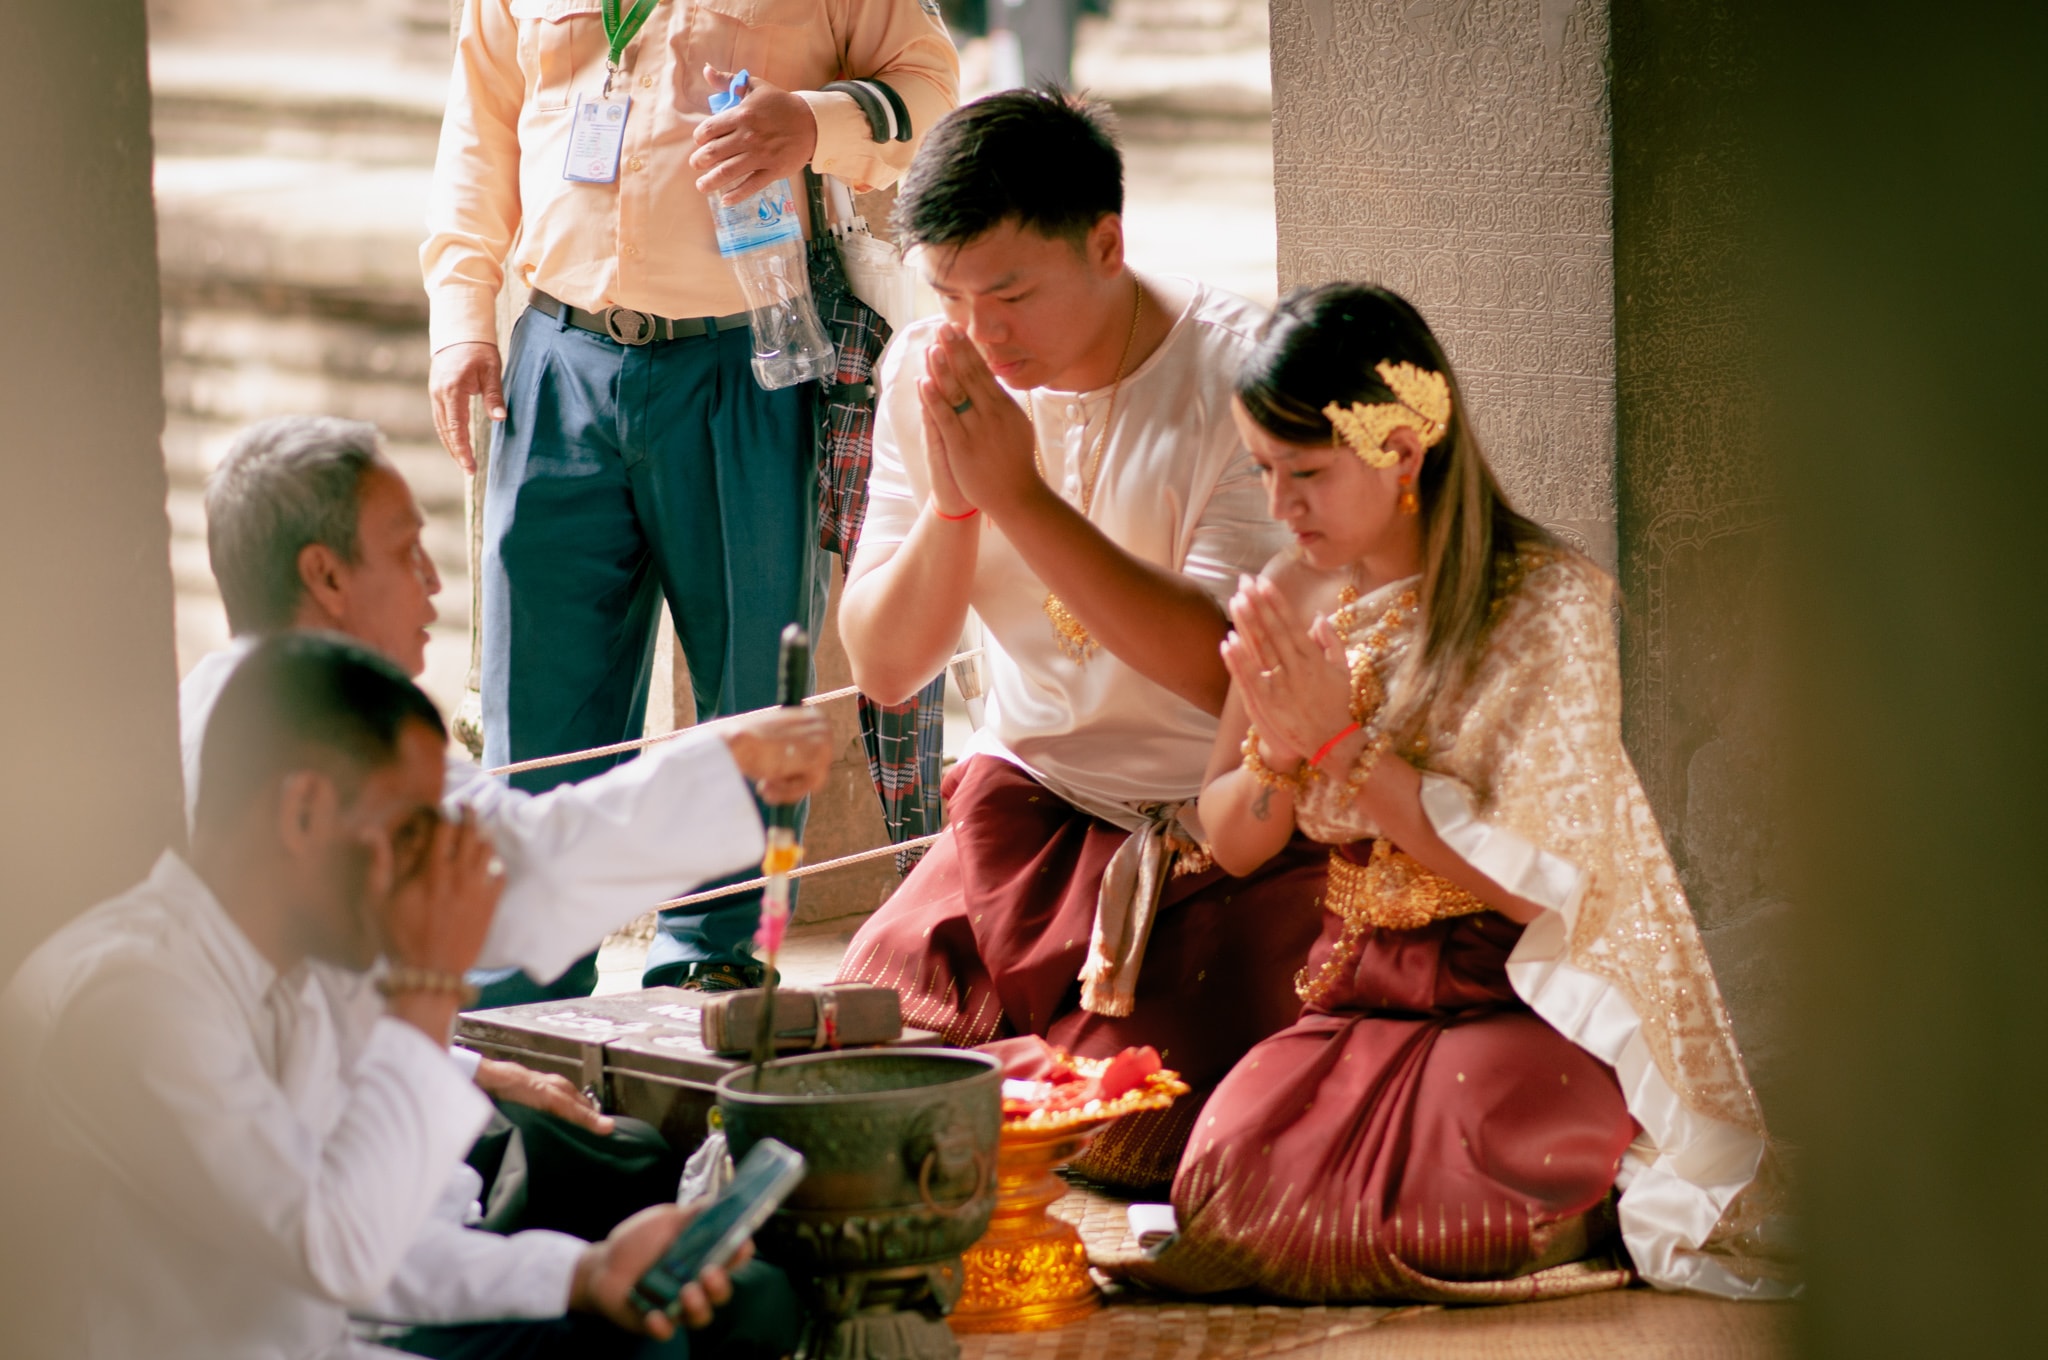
[1237,283,1557,725]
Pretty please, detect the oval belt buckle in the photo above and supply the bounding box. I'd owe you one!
[604,306,655,345]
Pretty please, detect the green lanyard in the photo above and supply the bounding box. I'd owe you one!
[601,0,663,93]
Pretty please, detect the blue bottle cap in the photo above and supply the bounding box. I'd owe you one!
[707,68,750,114]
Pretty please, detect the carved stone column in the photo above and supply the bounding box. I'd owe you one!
[1268,0,1616,567]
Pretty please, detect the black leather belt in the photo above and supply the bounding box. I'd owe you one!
[529,289,749,346]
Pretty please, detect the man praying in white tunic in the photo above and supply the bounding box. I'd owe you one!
[831,89,1326,1189]
[1,635,804,1359]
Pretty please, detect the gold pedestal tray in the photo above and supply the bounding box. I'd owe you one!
[949,1121,1104,1333]
[950,1062,1189,1334]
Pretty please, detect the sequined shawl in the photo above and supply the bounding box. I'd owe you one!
[1303,549,1794,1298]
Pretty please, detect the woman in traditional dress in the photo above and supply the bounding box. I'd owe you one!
[1133,285,1792,1303]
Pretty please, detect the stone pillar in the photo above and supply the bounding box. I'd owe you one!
[0,0,180,1341]
[1609,0,1788,1107]
[0,0,183,976]
[1268,0,1616,566]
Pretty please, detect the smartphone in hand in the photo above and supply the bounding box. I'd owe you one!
[631,1137,807,1320]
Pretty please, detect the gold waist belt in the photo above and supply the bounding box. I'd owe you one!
[1295,842,1490,1006]
[1328,840,1489,932]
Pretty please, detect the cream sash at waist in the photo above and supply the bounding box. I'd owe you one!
[1020,763,1207,1019]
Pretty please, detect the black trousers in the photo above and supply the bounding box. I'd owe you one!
[385,1258,800,1360]
[388,1104,799,1358]
[465,1100,683,1242]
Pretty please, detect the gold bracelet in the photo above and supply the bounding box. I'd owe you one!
[1241,725,1321,795]
[376,965,480,1007]
[1335,730,1393,805]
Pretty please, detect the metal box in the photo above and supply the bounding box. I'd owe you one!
[455,987,938,1155]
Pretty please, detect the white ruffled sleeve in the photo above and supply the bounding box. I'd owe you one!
[1418,773,1790,1299]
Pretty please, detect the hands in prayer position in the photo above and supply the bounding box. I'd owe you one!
[370,806,504,1041]
[691,66,819,204]
[1222,573,1355,768]
[915,324,1041,521]
[570,1201,751,1339]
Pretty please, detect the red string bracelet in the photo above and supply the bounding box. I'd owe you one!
[934,505,980,522]
[1309,722,1363,768]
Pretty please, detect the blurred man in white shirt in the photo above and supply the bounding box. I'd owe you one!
[3,635,801,1359]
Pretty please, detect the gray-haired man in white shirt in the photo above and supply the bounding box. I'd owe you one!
[185,414,832,1016]
[3,635,802,1358]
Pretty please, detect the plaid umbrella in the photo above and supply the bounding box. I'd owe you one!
[808,173,945,870]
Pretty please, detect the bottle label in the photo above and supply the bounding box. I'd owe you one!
[712,180,804,258]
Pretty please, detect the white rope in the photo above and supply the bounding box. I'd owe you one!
[484,684,859,777]
[654,831,946,910]
[483,648,983,779]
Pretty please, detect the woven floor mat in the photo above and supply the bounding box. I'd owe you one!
[1046,1176,1152,1269]
[954,1181,1791,1360]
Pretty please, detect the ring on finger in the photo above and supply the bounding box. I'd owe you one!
[952,397,974,415]
[1260,664,1284,679]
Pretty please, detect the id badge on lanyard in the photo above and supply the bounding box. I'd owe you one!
[564,93,632,183]
[563,0,662,185]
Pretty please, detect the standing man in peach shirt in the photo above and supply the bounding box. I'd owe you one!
[423,0,957,1000]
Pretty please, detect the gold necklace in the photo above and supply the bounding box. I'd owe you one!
[1033,276,1144,665]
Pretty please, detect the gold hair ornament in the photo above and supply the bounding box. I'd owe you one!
[1322,361,1453,468]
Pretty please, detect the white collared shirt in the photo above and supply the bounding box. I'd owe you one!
[857,276,1289,810]
[2,852,590,1359]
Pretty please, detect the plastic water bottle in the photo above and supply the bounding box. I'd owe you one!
[706,71,836,390]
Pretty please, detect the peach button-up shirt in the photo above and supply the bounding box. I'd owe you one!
[422,0,958,351]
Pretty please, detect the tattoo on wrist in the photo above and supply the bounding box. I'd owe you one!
[1250,783,1274,821]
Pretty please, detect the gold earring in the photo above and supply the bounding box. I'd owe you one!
[1397,474,1419,516]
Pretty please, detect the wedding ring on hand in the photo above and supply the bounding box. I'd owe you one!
[952,397,974,415]
[486,855,506,878]
[1260,665,1284,679]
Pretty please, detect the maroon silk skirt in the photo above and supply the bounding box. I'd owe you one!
[1143,846,1638,1302]
[835,756,1326,1188]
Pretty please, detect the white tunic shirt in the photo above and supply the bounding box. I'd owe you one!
[857,277,1288,810]
[5,666,771,1356]
[3,853,545,1359]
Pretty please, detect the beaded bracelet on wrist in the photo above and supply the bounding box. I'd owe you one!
[1241,724,1321,795]
[1335,729,1393,805]
[376,965,480,1007]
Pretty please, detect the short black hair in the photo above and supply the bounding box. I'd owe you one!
[194,632,445,838]
[206,416,389,635]
[895,86,1124,251]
